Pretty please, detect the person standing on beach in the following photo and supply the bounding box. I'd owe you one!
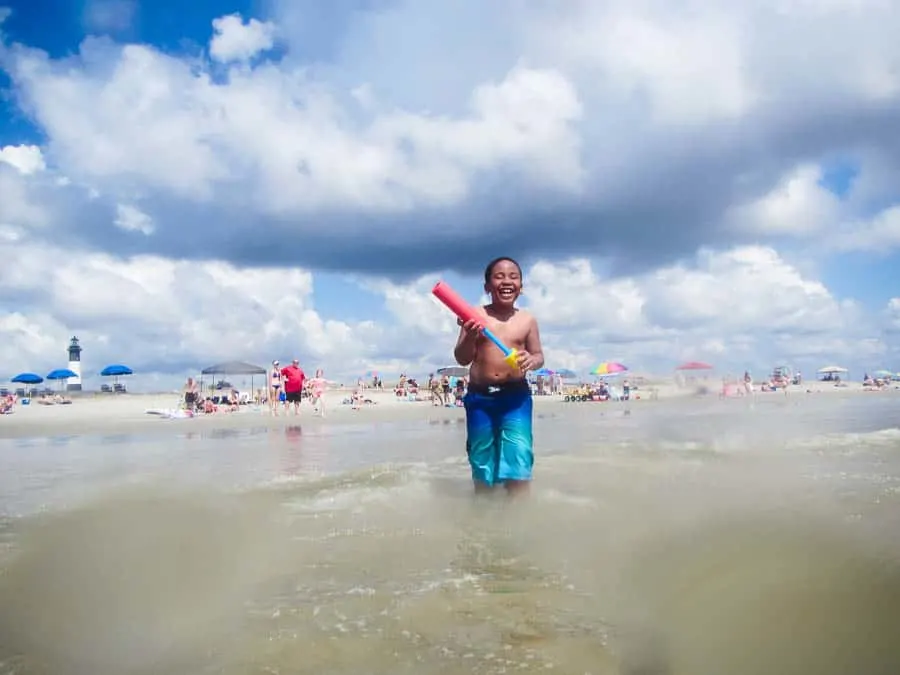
[453,256,544,496]
[308,369,330,417]
[269,360,283,416]
[281,359,306,416]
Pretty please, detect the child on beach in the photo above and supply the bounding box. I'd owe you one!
[453,257,544,495]
[307,369,330,417]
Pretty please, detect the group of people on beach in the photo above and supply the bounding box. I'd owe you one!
[180,363,330,417]
[266,361,330,417]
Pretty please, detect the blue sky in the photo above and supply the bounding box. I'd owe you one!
[1,0,899,386]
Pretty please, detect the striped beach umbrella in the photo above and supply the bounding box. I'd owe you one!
[592,362,628,376]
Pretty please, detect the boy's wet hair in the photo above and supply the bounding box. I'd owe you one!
[483,257,523,284]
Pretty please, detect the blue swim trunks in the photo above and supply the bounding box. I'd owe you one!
[464,379,534,486]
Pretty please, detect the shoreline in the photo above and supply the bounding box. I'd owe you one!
[0,381,894,441]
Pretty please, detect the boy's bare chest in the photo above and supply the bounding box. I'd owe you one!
[480,313,529,344]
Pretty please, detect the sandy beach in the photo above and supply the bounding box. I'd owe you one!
[1,377,894,440]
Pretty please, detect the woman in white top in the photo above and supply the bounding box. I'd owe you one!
[269,360,283,416]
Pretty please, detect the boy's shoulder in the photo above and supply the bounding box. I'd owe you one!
[480,305,537,324]
[513,307,537,325]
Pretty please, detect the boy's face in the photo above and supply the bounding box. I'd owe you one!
[485,259,522,307]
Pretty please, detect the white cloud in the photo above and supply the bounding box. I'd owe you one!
[6,46,583,214]
[886,297,900,333]
[0,144,45,175]
[727,164,841,236]
[0,240,383,383]
[369,246,882,375]
[209,14,276,63]
[541,7,756,124]
[114,204,154,235]
[0,2,898,387]
[0,238,892,388]
[0,166,49,232]
[830,205,900,253]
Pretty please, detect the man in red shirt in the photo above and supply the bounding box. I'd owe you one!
[280,359,306,416]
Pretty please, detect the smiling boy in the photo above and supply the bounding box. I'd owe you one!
[453,257,545,495]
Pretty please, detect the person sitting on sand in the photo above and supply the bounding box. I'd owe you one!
[453,256,544,496]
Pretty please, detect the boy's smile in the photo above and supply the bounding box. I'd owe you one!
[486,259,522,306]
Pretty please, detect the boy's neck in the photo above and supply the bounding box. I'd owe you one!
[485,302,517,320]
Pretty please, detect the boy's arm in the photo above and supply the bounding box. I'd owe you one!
[454,325,478,366]
[524,315,545,369]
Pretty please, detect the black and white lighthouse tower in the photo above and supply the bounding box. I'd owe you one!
[67,336,83,391]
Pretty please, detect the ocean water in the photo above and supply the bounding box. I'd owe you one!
[1,394,899,674]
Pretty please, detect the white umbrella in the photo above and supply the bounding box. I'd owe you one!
[817,366,848,374]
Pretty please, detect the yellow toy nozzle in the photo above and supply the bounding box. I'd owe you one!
[504,349,519,369]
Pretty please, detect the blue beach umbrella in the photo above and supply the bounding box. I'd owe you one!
[101,364,134,389]
[101,364,133,377]
[46,368,77,380]
[11,372,43,385]
[46,369,78,390]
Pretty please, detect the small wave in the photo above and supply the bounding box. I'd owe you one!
[787,427,900,453]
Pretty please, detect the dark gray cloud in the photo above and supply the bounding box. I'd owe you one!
[4,0,900,285]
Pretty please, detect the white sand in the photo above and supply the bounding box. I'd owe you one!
[0,379,892,440]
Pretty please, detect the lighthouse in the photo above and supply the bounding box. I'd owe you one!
[67,336,83,391]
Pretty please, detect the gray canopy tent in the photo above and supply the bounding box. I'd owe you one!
[200,360,267,395]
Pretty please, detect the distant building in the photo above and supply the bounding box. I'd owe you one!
[67,336,83,391]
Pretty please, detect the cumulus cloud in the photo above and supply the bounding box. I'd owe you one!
[0,239,383,380]
[0,144,44,174]
[0,1,897,274]
[726,165,842,237]
[369,247,881,374]
[209,13,277,63]
[830,206,900,253]
[114,204,154,235]
[0,2,898,386]
[886,298,900,333]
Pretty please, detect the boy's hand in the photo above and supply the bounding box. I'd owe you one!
[515,350,539,372]
[458,318,483,339]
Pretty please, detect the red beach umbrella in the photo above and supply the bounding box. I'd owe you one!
[675,361,714,371]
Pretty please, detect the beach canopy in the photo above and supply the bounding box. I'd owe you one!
[200,361,266,376]
[817,365,847,374]
[101,364,133,377]
[11,372,43,384]
[436,365,468,377]
[46,368,78,380]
